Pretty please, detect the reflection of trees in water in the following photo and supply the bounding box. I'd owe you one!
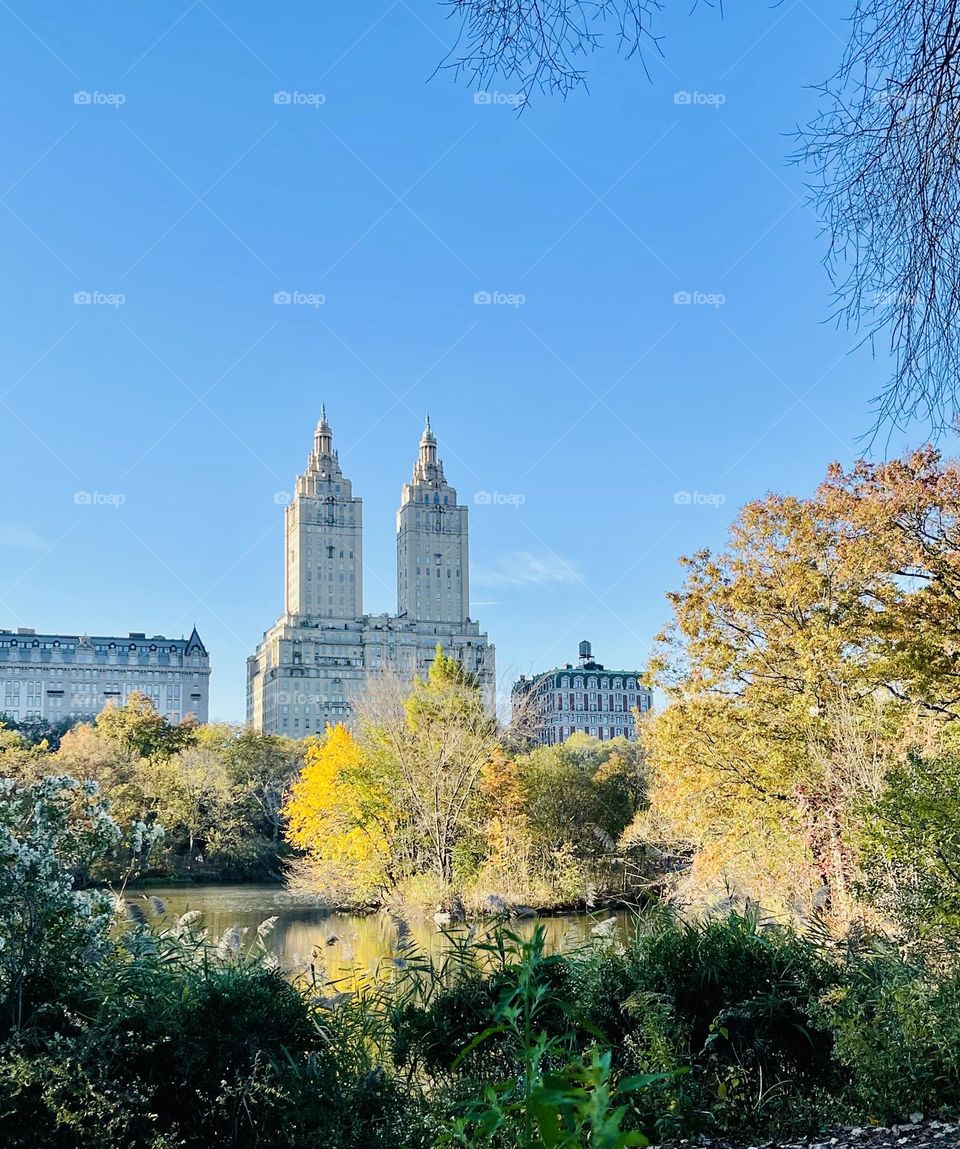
[136,884,632,982]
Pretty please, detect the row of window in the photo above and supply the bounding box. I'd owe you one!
[555,675,640,691]
[550,692,643,712]
[546,722,636,743]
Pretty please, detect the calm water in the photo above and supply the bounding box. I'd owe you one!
[130,884,636,982]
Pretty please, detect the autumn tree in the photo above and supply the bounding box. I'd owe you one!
[0,725,51,782]
[859,747,960,945]
[361,649,500,889]
[94,692,197,759]
[196,725,303,862]
[284,723,407,902]
[642,450,959,917]
[475,734,648,906]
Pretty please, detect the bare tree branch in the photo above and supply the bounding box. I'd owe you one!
[799,0,960,436]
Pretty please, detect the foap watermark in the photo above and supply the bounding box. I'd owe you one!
[273,491,292,506]
[474,290,525,308]
[473,490,526,507]
[673,490,726,507]
[474,91,525,108]
[873,289,916,307]
[74,490,126,508]
[74,290,125,308]
[74,90,125,107]
[673,90,725,107]
[276,690,326,706]
[872,90,918,123]
[274,290,325,308]
[674,290,725,308]
[274,90,326,107]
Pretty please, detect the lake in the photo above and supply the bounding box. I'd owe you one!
[131,883,637,983]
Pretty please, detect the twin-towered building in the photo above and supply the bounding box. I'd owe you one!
[1,414,648,742]
[246,409,495,736]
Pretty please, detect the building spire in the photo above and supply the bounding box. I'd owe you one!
[414,413,440,480]
[314,404,333,458]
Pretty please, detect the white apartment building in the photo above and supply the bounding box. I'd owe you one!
[0,627,211,724]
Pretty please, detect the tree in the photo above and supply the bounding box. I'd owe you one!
[0,714,79,750]
[197,725,303,854]
[443,0,671,100]
[521,734,643,862]
[800,0,960,432]
[0,776,120,1031]
[55,722,144,827]
[445,1,960,432]
[859,748,960,944]
[0,724,51,782]
[141,747,235,871]
[363,649,500,888]
[94,693,197,759]
[642,450,960,916]
[284,723,406,902]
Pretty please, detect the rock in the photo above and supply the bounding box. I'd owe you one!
[909,1115,924,1125]
[590,917,619,938]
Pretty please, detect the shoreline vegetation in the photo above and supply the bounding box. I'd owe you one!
[6,779,960,1148]
[7,450,960,1142]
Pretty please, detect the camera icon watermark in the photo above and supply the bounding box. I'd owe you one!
[673,490,726,507]
[273,491,292,505]
[73,490,126,507]
[277,690,325,705]
[473,290,526,308]
[74,90,126,107]
[673,290,725,308]
[74,290,125,308]
[273,91,326,107]
[474,91,526,108]
[673,90,726,107]
[473,490,526,507]
[274,290,325,308]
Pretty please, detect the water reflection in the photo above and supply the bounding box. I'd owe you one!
[132,884,636,982]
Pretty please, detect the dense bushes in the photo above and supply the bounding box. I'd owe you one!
[10,775,960,1146]
[0,941,417,1149]
[384,910,960,1142]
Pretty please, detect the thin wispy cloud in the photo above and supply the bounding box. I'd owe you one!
[472,551,582,590]
[0,524,50,550]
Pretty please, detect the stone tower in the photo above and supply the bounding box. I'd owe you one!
[396,416,470,625]
[284,406,362,621]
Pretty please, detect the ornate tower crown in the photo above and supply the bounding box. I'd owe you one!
[310,403,341,478]
[413,414,445,484]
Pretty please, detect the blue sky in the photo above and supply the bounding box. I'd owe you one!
[0,0,940,721]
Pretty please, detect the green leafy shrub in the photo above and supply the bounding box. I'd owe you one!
[817,942,960,1122]
[562,910,843,1136]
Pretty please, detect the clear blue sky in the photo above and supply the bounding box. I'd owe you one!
[0,0,939,721]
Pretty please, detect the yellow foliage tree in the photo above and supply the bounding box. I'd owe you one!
[284,723,403,902]
[640,451,957,919]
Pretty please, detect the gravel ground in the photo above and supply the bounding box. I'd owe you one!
[652,1118,960,1149]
